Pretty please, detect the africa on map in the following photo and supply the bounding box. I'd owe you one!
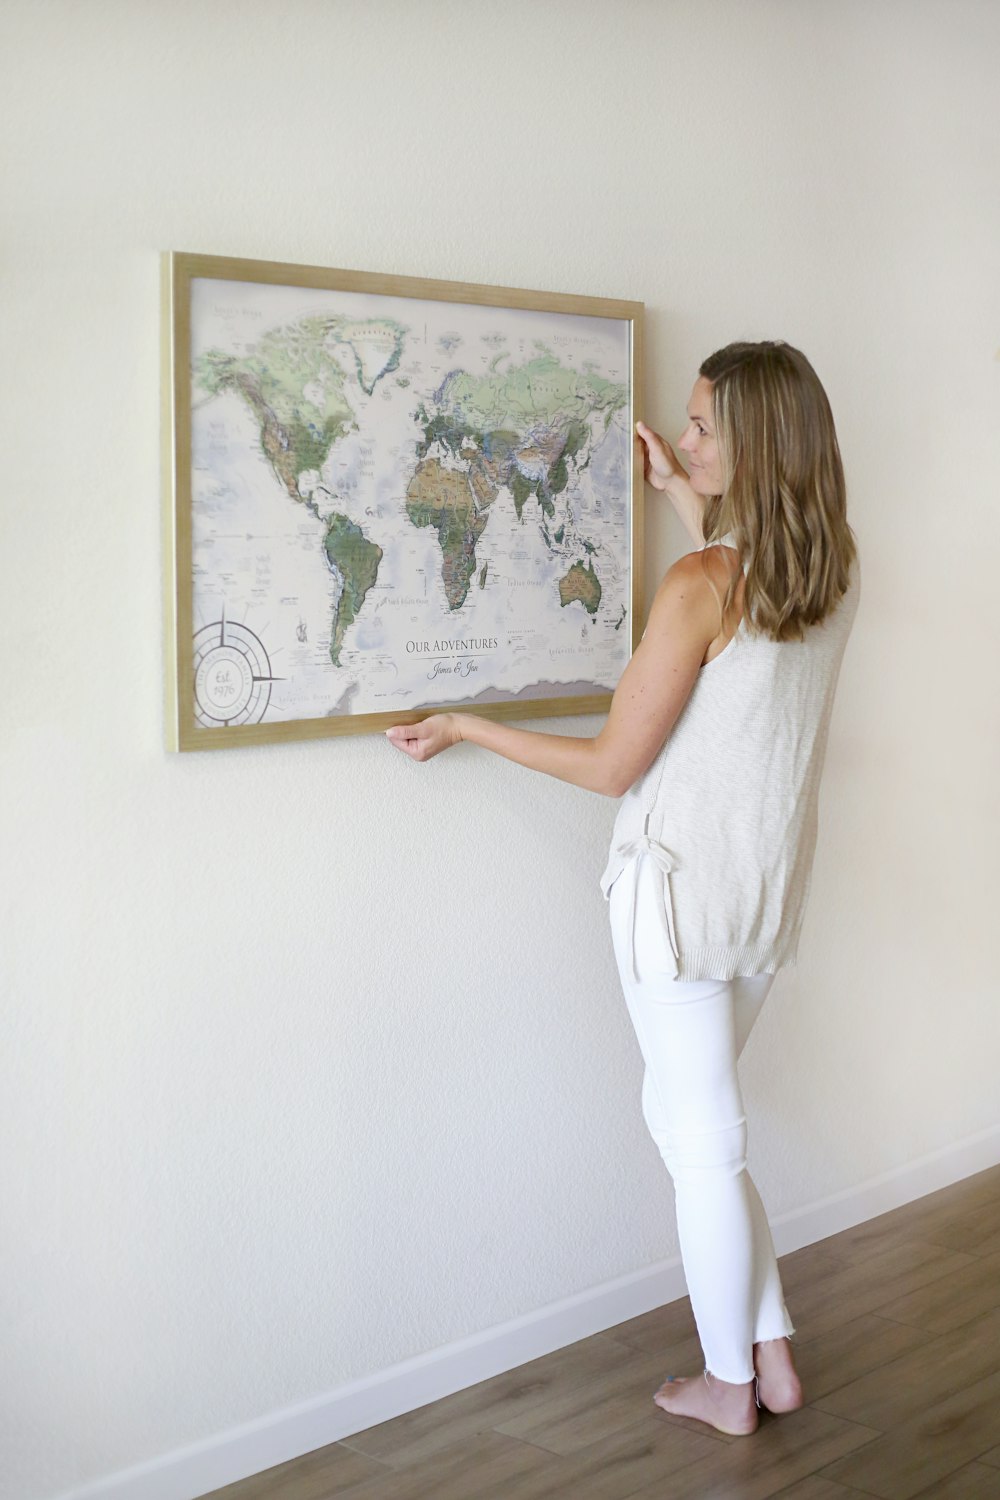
[184,268,635,735]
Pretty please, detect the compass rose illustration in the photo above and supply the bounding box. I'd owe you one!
[193,609,281,727]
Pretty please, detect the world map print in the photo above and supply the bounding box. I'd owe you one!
[188,277,633,727]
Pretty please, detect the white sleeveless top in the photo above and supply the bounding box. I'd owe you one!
[600,533,861,981]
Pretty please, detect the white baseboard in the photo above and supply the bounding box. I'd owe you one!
[768,1122,1000,1255]
[52,1124,1000,1500]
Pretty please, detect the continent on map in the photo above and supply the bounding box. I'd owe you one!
[559,559,602,616]
[408,353,627,614]
[435,353,623,448]
[343,319,403,395]
[195,313,405,666]
[324,516,383,665]
[198,320,358,503]
[405,459,493,611]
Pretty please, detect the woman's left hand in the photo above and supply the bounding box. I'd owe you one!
[385,713,462,762]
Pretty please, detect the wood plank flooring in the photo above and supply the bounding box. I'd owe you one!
[201,1164,1000,1499]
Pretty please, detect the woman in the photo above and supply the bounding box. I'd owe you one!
[386,340,861,1438]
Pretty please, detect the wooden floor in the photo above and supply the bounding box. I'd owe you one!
[203,1165,1000,1499]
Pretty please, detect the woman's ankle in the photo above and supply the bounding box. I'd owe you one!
[705,1368,756,1394]
[751,1337,804,1411]
[753,1335,795,1364]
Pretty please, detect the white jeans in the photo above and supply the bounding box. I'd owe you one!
[609,853,795,1384]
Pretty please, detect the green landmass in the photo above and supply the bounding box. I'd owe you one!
[420,359,625,537]
[435,354,626,435]
[478,560,488,589]
[415,407,483,462]
[509,469,538,520]
[324,514,383,665]
[414,355,627,573]
[558,558,602,616]
[198,328,354,503]
[406,459,491,611]
[549,454,568,496]
[196,313,404,670]
[509,463,554,520]
[562,418,591,471]
[195,313,406,503]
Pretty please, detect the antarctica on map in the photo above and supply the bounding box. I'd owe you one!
[188,274,633,731]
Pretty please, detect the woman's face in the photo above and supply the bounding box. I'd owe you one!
[678,376,724,495]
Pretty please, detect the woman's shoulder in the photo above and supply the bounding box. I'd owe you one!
[696,533,744,585]
[670,539,745,660]
[672,541,739,585]
[699,529,743,564]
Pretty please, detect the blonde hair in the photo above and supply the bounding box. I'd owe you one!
[697,341,858,641]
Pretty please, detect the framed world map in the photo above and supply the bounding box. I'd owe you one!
[161,252,644,750]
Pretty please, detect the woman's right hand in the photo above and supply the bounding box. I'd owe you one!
[636,421,686,492]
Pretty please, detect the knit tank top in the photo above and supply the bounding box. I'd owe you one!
[600,533,861,981]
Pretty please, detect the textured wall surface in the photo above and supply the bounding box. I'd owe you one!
[2,1,999,1495]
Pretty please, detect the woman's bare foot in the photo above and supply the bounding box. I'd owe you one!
[652,1369,758,1436]
[752,1336,804,1413]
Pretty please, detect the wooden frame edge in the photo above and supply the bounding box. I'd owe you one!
[162,252,644,751]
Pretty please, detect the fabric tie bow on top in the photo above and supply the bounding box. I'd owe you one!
[616,815,681,984]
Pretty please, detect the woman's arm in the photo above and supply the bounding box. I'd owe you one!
[385,549,720,795]
[636,421,707,548]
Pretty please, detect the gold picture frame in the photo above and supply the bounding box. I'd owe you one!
[162,251,644,751]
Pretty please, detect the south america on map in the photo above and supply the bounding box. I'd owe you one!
[189,277,632,726]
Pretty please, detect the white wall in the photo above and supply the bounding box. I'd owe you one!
[2,1,999,1496]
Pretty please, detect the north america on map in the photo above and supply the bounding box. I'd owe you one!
[189,279,632,723]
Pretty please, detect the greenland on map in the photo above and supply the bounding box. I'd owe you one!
[163,254,642,749]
